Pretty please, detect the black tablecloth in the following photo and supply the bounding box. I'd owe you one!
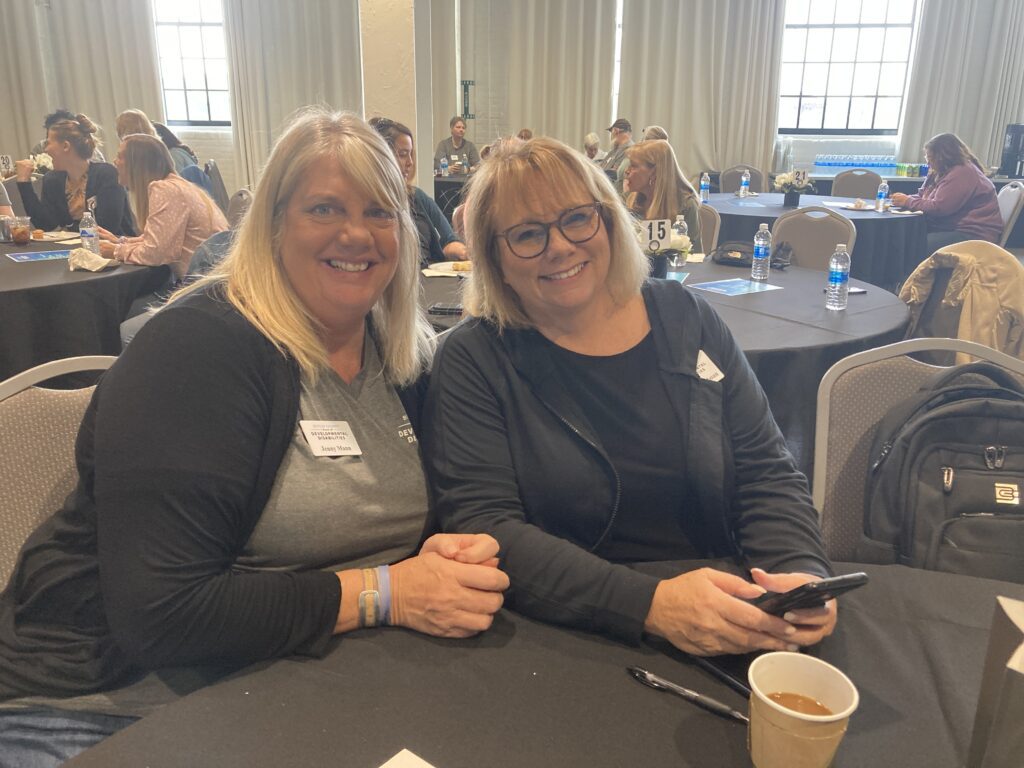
[706,192,929,291]
[68,563,1024,768]
[422,264,909,479]
[0,240,170,383]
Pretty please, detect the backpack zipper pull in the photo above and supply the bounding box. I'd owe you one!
[984,446,1003,470]
[871,442,893,472]
[942,466,954,494]
[996,446,1006,469]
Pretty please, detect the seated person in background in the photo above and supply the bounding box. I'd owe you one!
[642,125,669,141]
[890,133,1003,252]
[423,138,835,658]
[0,183,13,218]
[371,117,468,265]
[115,108,157,140]
[14,112,134,235]
[583,132,606,163]
[434,116,480,174]
[517,128,534,141]
[96,134,228,281]
[154,122,201,173]
[0,109,507,766]
[30,108,106,161]
[625,140,703,253]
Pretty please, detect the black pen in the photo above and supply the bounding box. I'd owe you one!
[687,654,753,697]
[628,666,749,724]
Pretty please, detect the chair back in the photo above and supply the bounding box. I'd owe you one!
[771,206,857,271]
[698,203,721,253]
[3,176,42,217]
[227,188,253,230]
[812,338,1024,561]
[203,159,230,214]
[997,181,1024,246]
[0,356,115,589]
[720,165,765,194]
[832,168,882,199]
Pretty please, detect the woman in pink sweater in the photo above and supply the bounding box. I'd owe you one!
[891,133,1003,253]
[99,134,227,280]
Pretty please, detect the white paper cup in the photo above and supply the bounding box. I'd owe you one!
[747,652,859,768]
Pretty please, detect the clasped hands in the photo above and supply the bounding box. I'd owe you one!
[644,567,837,656]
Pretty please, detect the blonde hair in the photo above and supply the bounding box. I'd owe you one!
[116,109,157,140]
[119,134,175,228]
[463,137,648,329]
[181,109,434,386]
[642,125,669,141]
[583,132,600,150]
[625,140,697,220]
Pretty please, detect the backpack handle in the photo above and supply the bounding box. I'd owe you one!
[922,361,1024,397]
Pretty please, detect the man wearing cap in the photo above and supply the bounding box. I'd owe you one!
[601,118,634,192]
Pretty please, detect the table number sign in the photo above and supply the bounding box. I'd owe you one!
[0,155,12,176]
[641,218,671,252]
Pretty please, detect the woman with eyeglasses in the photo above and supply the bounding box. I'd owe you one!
[422,137,837,657]
[370,117,467,265]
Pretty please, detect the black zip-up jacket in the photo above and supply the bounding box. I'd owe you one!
[423,280,832,644]
[17,161,135,235]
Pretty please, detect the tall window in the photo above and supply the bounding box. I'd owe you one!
[777,0,919,135]
[153,0,230,126]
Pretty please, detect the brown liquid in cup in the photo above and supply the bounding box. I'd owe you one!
[11,225,31,245]
[767,691,833,716]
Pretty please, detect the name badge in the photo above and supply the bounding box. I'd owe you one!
[451,154,460,161]
[696,350,724,382]
[299,420,363,457]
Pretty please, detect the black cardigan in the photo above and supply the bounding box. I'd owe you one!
[423,280,832,643]
[17,162,135,235]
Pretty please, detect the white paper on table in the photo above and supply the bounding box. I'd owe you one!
[378,749,440,768]
[685,252,706,263]
[421,268,461,278]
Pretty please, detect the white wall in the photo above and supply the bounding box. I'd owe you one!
[178,127,239,196]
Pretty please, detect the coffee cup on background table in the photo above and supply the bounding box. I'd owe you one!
[747,652,859,768]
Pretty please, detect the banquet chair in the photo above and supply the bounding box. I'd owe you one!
[0,356,115,589]
[832,168,882,199]
[698,203,721,252]
[812,338,1024,561]
[996,181,1024,247]
[3,176,42,217]
[771,206,857,271]
[227,188,253,229]
[719,165,765,194]
[204,159,231,214]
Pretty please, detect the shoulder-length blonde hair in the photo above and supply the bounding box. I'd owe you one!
[625,140,697,220]
[183,108,434,386]
[116,109,157,140]
[463,136,648,329]
[119,134,175,228]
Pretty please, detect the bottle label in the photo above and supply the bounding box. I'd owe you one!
[754,244,768,260]
[828,269,848,285]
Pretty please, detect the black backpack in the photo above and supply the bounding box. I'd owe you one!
[857,362,1024,583]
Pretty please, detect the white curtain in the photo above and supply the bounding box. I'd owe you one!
[617,0,785,179]
[224,0,363,189]
[430,0,459,146]
[458,0,617,149]
[900,0,1024,166]
[0,0,163,159]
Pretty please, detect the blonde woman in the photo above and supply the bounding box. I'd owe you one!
[95,134,227,281]
[0,109,506,763]
[423,137,834,658]
[115,108,157,140]
[624,139,703,252]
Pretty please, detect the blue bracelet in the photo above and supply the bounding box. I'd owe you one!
[376,565,391,626]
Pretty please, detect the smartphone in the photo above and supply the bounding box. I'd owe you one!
[427,302,463,316]
[749,572,869,616]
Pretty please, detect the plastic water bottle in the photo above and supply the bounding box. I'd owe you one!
[440,156,449,177]
[79,211,100,256]
[751,223,771,281]
[461,153,469,173]
[875,179,889,212]
[699,172,710,202]
[739,169,751,197]
[826,243,851,311]
[673,215,688,238]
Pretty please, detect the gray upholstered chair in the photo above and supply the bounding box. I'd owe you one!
[771,206,857,271]
[227,188,253,230]
[812,338,1024,561]
[996,180,1024,247]
[3,175,43,217]
[832,168,882,199]
[0,356,115,589]
[204,159,230,214]
[698,203,721,253]
[719,165,765,194]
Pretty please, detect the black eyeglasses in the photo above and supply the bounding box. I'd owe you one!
[496,202,604,259]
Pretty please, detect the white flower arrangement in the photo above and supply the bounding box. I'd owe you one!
[30,153,53,173]
[774,170,815,193]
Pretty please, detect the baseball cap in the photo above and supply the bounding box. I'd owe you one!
[607,118,632,132]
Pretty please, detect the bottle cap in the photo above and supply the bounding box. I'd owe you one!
[759,223,768,231]
[836,243,846,249]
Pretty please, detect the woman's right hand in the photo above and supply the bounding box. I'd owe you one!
[388,551,509,638]
[643,567,801,656]
[14,159,34,182]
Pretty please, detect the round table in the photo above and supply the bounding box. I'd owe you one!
[422,263,909,481]
[0,239,170,384]
[705,192,929,292]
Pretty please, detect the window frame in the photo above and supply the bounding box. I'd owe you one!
[777,0,919,136]
[153,1,231,127]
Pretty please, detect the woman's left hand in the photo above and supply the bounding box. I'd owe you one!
[890,192,909,206]
[419,533,501,569]
[750,568,837,646]
[99,240,117,258]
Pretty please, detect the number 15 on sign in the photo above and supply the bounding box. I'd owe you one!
[642,219,671,252]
